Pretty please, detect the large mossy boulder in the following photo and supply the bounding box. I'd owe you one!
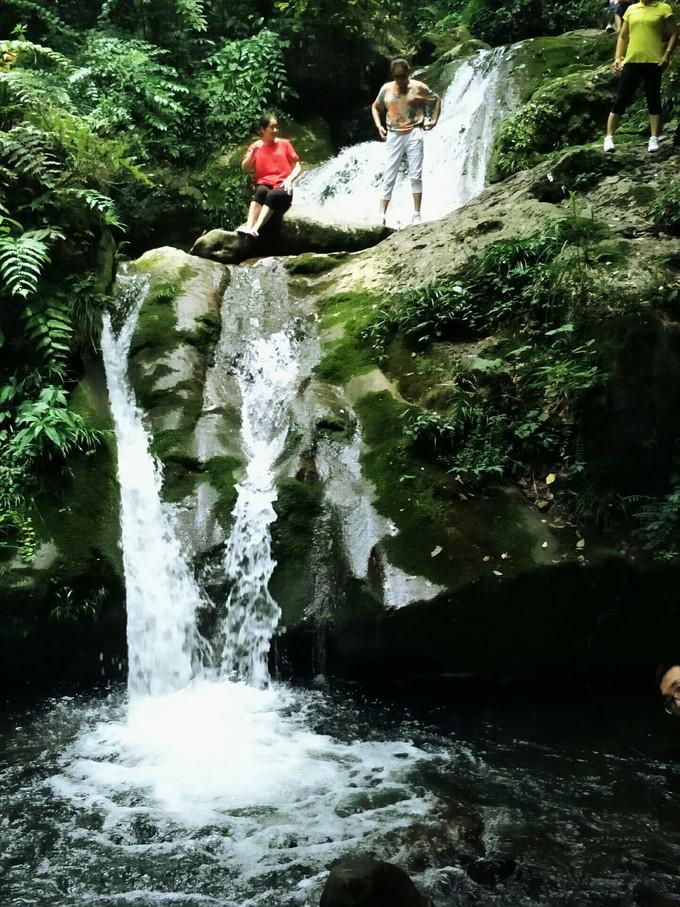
[422,25,490,85]
[490,63,617,180]
[509,31,614,102]
[127,248,241,556]
[190,214,391,265]
[485,31,613,181]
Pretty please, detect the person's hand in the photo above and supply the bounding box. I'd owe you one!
[613,56,624,72]
[423,118,438,131]
[282,176,294,194]
[377,125,387,141]
[250,140,264,152]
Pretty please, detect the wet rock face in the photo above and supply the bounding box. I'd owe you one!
[320,856,431,907]
[127,248,240,559]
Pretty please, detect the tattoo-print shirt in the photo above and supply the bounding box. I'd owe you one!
[375,79,439,132]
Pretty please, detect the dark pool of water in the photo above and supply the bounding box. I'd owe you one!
[1,677,680,907]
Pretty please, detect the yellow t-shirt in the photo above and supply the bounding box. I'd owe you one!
[624,1,674,63]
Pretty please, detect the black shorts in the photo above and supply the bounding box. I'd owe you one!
[611,62,663,115]
[253,184,293,212]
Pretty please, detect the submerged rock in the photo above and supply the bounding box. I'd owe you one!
[320,856,431,907]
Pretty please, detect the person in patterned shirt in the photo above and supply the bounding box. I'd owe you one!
[371,58,441,226]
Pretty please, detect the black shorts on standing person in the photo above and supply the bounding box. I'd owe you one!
[612,62,663,116]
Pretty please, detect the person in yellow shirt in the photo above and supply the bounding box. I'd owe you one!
[603,0,678,153]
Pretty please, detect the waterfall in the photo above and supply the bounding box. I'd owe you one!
[219,327,298,686]
[101,275,210,696]
[295,47,510,227]
[207,260,303,686]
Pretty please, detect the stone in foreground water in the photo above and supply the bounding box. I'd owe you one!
[320,855,431,907]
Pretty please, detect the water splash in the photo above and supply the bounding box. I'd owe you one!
[220,331,299,686]
[101,275,211,696]
[296,48,510,227]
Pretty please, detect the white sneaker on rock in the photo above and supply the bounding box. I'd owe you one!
[410,212,422,225]
[648,136,660,153]
[603,135,615,153]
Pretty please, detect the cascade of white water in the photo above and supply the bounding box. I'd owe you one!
[101,275,211,696]
[217,262,300,687]
[295,47,510,227]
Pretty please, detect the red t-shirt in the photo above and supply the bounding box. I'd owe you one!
[251,138,299,189]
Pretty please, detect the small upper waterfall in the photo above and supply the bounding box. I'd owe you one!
[295,47,511,226]
[101,276,210,696]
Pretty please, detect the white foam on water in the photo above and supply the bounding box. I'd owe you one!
[49,681,435,895]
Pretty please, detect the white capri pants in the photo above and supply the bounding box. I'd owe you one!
[381,128,424,200]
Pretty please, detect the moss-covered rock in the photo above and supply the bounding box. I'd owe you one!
[124,247,243,554]
[423,26,491,89]
[271,138,680,680]
[270,476,325,628]
[284,252,347,275]
[191,216,392,265]
[509,31,615,103]
[490,64,617,180]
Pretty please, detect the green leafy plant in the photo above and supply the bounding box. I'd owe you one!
[629,472,680,560]
[22,294,74,377]
[50,583,106,622]
[649,180,680,236]
[0,224,63,298]
[11,386,102,459]
[461,0,601,45]
[0,124,62,186]
[200,30,293,140]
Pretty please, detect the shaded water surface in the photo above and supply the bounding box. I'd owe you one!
[2,681,679,906]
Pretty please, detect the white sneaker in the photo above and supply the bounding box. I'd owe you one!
[411,211,422,225]
[648,135,660,153]
[603,135,615,153]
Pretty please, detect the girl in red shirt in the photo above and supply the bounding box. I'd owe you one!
[238,114,301,238]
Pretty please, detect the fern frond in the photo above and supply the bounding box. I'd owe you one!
[0,125,62,187]
[0,69,57,109]
[0,38,73,69]
[0,227,63,298]
[67,67,100,103]
[58,187,124,227]
[23,297,74,376]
